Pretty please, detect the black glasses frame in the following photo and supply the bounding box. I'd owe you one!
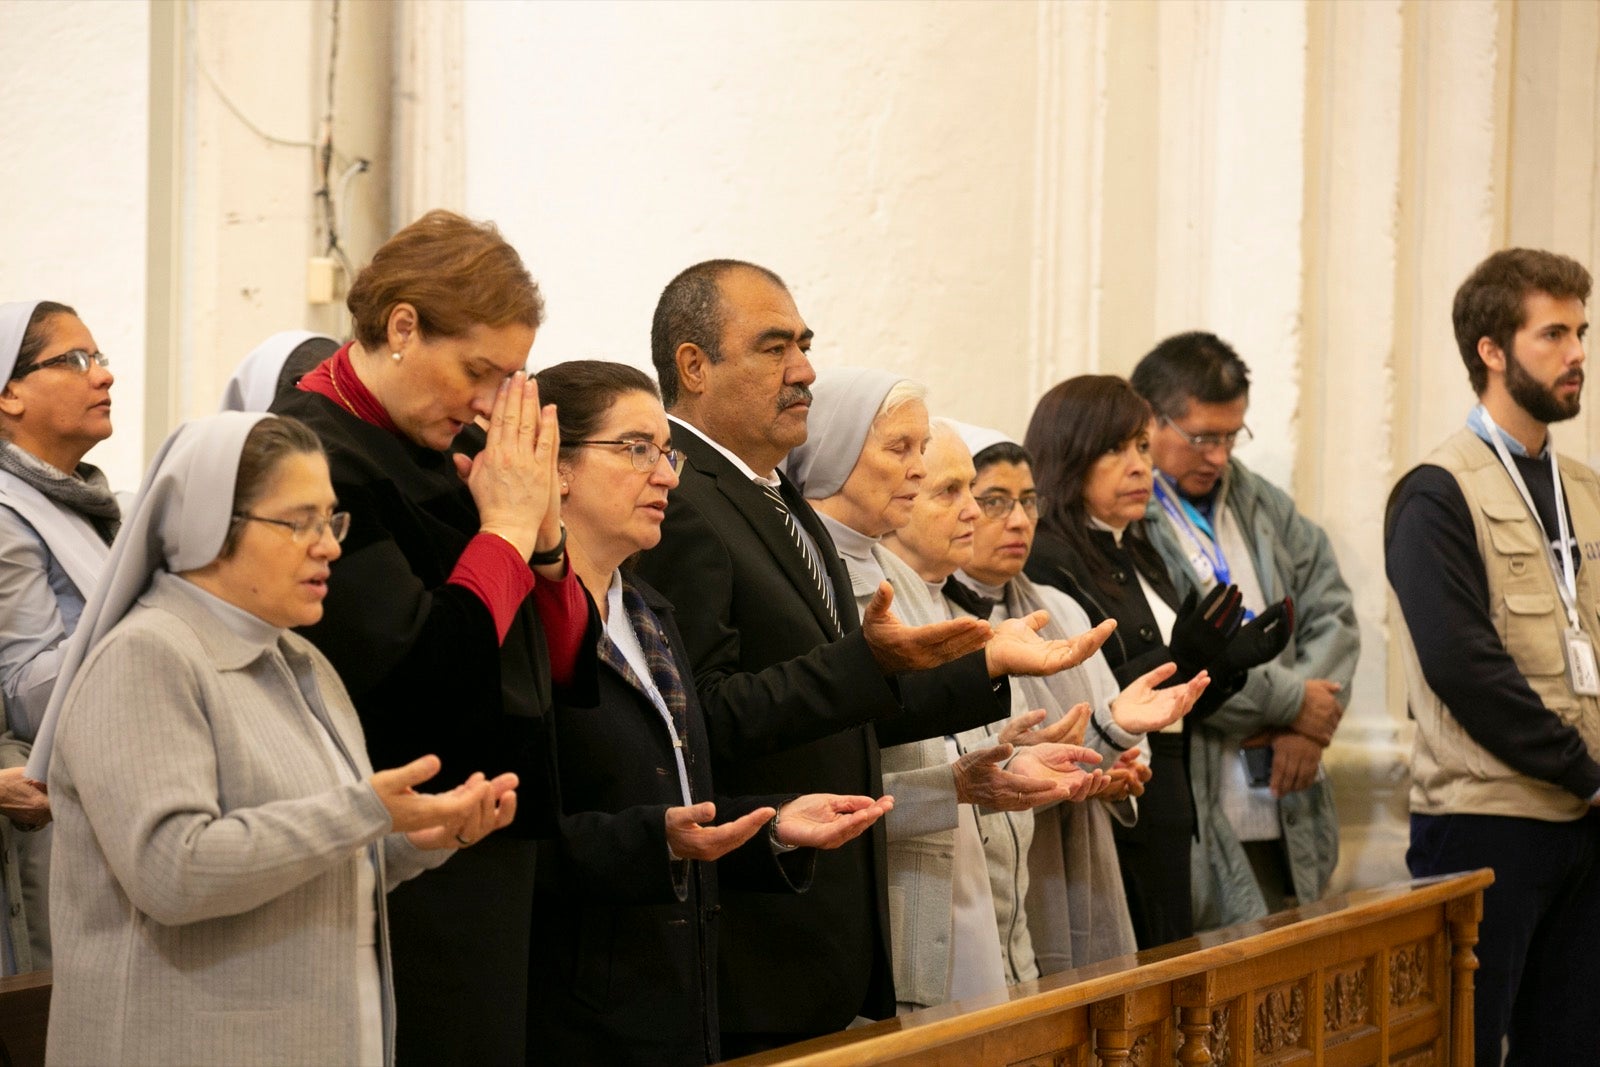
[11,349,110,379]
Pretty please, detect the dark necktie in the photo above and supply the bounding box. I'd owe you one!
[943,576,998,619]
[757,482,842,636]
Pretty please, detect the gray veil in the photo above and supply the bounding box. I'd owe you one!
[26,412,269,780]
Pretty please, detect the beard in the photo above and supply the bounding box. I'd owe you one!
[1505,346,1583,424]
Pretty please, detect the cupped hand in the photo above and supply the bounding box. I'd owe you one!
[1011,743,1109,803]
[1217,596,1294,675]
[861,581,991,674]
[1098,748,1151,802]
[371,755,519,850]
[1168,584,1245,677]
[774,793,895,850]
[1110,663,1210,733]
[984,614,1116,679]
[453,374,559,560]
[997,703,1090,747]
[953,744,1059,810]
[664,802,774,861]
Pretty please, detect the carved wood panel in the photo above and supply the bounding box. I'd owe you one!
[1209,1002,1234,1067]
[1254,980,1309,1056]
[1389,940,1433,1009]
[1324,961,1372,1034]
[1390,1046,1437,1067]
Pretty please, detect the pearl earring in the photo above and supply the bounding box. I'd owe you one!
[390,351,403,363]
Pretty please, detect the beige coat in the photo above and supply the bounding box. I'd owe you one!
[46,574,442,1066]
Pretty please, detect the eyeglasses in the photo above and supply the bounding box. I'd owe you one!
[11,349,110,378]
[1161,417,1252,452]
[975,493,1043,521]
[233,511,351,545]
[570,439,683,472]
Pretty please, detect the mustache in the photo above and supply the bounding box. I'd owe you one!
[1560,370,1586,387]
[776,384,813,411]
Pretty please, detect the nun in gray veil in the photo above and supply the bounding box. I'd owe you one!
[781,369,1113,1010]
[0,299,119,975]
[219,329,339,412]
[31,412,518,1067]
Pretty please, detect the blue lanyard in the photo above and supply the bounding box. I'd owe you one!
[1152,474,1256,621]
[1153,474,1232,587]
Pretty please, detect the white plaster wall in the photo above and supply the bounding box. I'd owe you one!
[461,0,1041,430]
[180,0,392,424]
[0,0,150,492]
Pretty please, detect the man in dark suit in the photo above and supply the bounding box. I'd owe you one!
[634,259,1110,1054]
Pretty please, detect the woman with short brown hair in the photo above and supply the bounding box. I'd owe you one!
[272,210,593,1063]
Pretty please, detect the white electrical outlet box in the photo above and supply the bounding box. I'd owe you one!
[307,257,337,305]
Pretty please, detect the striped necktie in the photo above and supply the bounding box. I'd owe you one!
[758,482,842,636]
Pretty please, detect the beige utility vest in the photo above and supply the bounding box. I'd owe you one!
[1396,426,1600,820]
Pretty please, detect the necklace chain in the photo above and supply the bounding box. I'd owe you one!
[329,360,361,418]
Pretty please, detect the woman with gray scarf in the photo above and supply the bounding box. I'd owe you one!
[0,300,119,975]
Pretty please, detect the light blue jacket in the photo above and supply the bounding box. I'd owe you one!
[1144,458,1358,928]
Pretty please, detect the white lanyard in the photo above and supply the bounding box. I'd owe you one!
[1479,407,1581,629]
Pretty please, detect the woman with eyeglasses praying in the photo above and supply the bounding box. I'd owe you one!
[270,210,596,1064]
[1022,375,1293,949]
[528,360,891,1065]
[0,301,118,976]
[29,413,516,1066]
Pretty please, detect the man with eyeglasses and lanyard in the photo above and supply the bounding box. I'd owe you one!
[1130,333,1358,933]
[1387,249,1599,1067]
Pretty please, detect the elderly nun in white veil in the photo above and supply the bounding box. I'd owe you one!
[31,412,517,1067]
[780,368,1115,1011]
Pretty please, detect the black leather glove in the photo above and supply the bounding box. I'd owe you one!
[1167,583,1245,680]
[1183,596,1296,720]
[1215,596,1295,677]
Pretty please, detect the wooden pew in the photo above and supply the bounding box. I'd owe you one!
[725,870,1492,1066]
[0,968,49,1067]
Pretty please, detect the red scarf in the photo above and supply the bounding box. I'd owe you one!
[297,342,401,435]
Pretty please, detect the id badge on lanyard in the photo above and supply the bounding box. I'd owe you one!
[1565,627,1600,696]
[1479,408,1597,696]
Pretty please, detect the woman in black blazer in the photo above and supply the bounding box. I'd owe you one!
[271,210,590,1064]
[530,360,892,1066]
[1022,375,1290,949]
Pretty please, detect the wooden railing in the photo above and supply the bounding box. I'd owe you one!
[0,872,1490,1067]
[726,870,1492,1067]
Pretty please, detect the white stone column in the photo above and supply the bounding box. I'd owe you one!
[1300,0,1409,894]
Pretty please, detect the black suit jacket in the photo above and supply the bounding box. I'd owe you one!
[529,574,808,1066]
[634,426,1004,1037]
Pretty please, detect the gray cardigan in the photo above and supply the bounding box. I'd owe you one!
[46,574,443,1066]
